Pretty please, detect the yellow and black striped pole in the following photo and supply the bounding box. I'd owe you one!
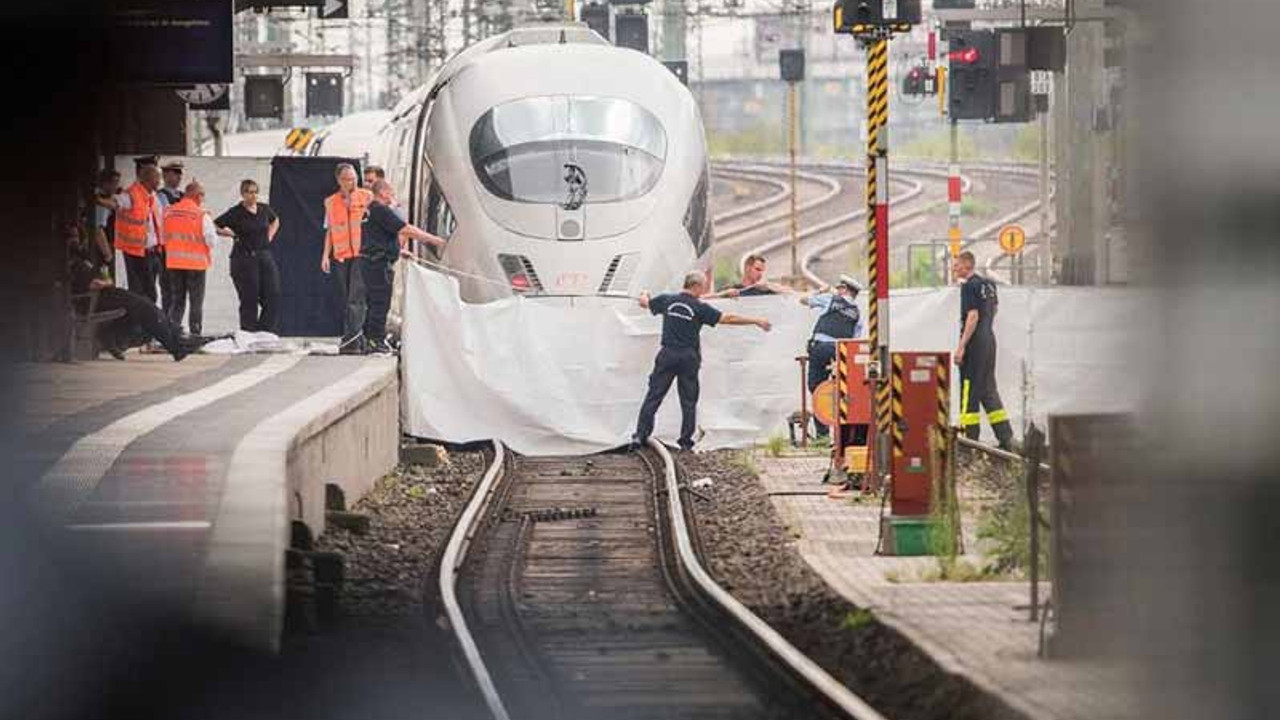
[864,35,893,487]
[891,353,905,460]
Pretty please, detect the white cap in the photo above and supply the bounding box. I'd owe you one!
[837,275,863,293]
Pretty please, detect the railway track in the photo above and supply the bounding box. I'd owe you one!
[438,441,886,720]
[710,158,1045,287]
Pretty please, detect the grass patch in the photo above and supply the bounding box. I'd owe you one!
[898,129,980,161]
[961,196,996,218]
[765,434,788,458]
[708,125,784,157]
[713,256,740,290]
[975,472,1051,578]
[840,608,875,631]
[919,557,993,583]
[730,450,758,475]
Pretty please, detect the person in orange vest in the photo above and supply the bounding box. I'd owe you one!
[97,164,163,304]
[162,182,217,337]
[321,163,374,354]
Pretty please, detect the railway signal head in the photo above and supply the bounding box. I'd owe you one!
[947,29,997,121]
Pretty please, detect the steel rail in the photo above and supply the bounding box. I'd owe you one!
[649,439,891,720]
[438,441,513,720]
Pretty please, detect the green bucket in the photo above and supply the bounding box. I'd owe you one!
[890,517,935,556]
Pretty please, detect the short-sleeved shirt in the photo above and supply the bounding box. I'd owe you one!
[732,282,776,297]
[960,274,997,340]
[360,201,406,263]
[215,203,278,258]
[649,292,722,352]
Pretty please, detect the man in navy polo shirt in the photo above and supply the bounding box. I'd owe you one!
[360,180,445,354]
[631,271,772,451]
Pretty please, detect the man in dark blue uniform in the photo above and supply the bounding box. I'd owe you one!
[799,274,863,438]
[953,251,1014,450]
[631,271,772,451]
[360,180,446,354]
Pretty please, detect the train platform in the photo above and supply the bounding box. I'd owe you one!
[754,452,1139,720]
[16,349,399,652]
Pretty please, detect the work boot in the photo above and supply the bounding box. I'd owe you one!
[339,332,366,356]
[365,338,395,356]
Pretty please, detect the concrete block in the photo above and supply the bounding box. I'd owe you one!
[326,510,371,535]
[400,442,449,467]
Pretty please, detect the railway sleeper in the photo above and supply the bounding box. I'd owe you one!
[504,506,600,524]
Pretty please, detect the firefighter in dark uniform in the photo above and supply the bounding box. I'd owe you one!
[953,251,1014,450]
[799,274,863,437]
[631,271,772,451]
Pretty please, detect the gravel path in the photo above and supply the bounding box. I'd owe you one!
[682,450,1026,720]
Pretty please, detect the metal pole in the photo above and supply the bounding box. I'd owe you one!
[789,80,800,279]
[797,356,809,447]
[864,35,892,491]
[948,118,961,262]
[1039,103,1051,284]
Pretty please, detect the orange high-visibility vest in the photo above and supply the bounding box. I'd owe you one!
[325,188,373,261]
[163,198,210,271]
[114,182,156,258]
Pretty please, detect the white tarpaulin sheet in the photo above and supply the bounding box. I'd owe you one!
[401,263,1148,456]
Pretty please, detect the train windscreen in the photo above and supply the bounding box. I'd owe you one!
[469,96,667,205]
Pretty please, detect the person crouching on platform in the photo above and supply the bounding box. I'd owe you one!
[630,271,772,452]
[360,180,445,354]
[799,274,863,438]
[67,222,189,362]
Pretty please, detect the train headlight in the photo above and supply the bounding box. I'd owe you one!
[498,253,545,294]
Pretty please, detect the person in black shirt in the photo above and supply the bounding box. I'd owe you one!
[214,179,282,333]
[360,181,445,354]
[66,224,188,362]
[953,251,1013,450]
[710,254,794,298]
[631,271,772,451]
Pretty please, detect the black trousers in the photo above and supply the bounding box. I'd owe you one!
[361,257,393,342]
[153,251,172,317]
[959,337,1013,446]
[807,341,837,437]
[123,252,157,304]
[230,252,281,333]
[167,269,207,335]
[96,287,182,358]
[333,257,367,343]
[634,347,701,447]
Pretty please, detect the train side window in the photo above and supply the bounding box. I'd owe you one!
[425,179,456,259]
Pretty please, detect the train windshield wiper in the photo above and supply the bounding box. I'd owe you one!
[562,163,587,210]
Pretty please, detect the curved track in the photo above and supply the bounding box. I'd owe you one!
[710,159,1046,287]
[438,442,887,720]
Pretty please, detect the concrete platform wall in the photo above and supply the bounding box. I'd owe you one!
[288,366,399,537]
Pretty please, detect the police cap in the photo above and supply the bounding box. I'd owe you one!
[837,274,863,294]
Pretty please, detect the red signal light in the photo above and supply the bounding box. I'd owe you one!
[948,47,979,64]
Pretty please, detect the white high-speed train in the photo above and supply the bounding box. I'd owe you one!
[372,24,711,302]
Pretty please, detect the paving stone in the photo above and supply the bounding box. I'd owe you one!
[756,452,1140,720]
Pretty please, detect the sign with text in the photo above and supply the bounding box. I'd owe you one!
[111,0,234,85]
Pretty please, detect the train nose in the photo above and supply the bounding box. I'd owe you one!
[496,252,642,297]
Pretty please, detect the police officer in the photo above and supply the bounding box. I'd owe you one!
[799,274,863,437]
[631,271,772,451]
[953,251,1014,450]
[155,160,186,317]
[360,180,445,354]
